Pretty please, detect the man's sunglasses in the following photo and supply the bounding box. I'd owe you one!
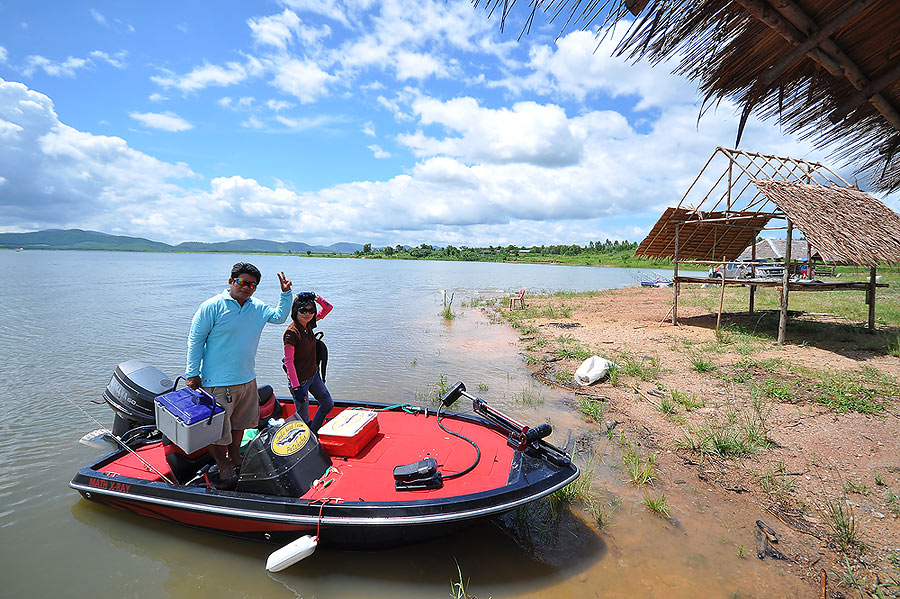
[297,306,316,314]
[234,278,258,289]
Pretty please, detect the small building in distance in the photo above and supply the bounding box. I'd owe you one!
[737,239,820,262]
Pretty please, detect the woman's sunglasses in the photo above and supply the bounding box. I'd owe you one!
[297,306,316,314]
[234,278,258,289]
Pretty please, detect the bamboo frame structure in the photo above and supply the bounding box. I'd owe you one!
[635,147,900,342]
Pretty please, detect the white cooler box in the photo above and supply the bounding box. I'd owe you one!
[154,388,225,454]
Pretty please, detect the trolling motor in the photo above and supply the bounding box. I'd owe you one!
[440,382,570,466]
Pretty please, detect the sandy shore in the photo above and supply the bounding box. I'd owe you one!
[499,287,900,596]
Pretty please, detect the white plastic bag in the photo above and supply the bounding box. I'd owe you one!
[574,355,615,386]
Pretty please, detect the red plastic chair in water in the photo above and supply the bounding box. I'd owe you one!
[508,288,526,310]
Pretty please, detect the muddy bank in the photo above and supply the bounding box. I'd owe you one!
[496,287,900,597]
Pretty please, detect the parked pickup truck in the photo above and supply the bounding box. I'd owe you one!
[708,260,784,279]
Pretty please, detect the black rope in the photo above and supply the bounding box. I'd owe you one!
[436,404,480,480]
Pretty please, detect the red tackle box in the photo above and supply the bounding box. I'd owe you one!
[318,409,379,457]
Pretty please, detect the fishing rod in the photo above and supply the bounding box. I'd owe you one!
[62,393,174,485]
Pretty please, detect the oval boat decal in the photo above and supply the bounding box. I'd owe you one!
[271,421,310,456]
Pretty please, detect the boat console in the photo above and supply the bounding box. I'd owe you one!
[237,418,332,496]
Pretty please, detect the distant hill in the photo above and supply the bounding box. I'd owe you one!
[0,229,362,254]
[0,229,173,252]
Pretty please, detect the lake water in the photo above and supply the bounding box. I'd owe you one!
[0,251,803,598]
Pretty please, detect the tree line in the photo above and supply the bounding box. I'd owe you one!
[352,240,641,262]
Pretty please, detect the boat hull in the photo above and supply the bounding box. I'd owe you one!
[71,399,579,548]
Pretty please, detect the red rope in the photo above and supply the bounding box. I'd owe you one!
[308,497,342,541]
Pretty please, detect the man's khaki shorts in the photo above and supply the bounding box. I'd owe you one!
[204,379,259,445]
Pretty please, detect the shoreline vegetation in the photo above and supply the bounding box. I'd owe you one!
[485,280,900,597]
[341,240,682,269]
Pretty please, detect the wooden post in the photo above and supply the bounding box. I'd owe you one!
[778,221,793,345]
[749,238,757,314]
[806,240,814,280]
[673,224,680,326]
[717,256,726,332]
[868,266,877,331]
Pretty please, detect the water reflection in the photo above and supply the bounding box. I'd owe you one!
[71,496,603,598]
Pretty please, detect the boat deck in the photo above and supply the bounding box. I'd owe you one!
[97,407,516,502]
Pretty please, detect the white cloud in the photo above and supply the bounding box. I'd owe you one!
[149,92,167,102]
[0,78,197,237]
[90,50,128,69]
[0,47,8,63]
[277,0,351,28]
[399,97,583,167]
[368,144,391,158]
[248,9,301,50]
[274,114,332,130]
[219,96,255,110]
[266,99,294,111]
[129,111,194,132]
[362,121,375,136]
[0,74,826,247]
[151,61,249,92]
[524,30,697,110]
[243,115,265,129]
[23,55,90,77]
[394,51,445,80]
[270,58,335,103]
[90,8,107,26]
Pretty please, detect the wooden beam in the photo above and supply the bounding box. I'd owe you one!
[624,0,649,17]
[778,220,793,345]
[750,237,757,313]
[717,257,727,332]
[830,59,900,123]
[673,224,680,326]
[869,266,877,331]
[768,0,900,131]
[732,0,843,76]
[757,0,880,88]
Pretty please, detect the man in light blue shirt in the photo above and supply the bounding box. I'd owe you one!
[185,262,292,480]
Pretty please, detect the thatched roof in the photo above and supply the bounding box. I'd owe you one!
[479,0,900,192]
[753,180,900,265]
[635,207,772,261]
[737,238,820,261]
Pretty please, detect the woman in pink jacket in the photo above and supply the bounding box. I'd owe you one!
[283,292,333,433]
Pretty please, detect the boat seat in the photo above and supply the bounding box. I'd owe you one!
[162,437,214,484]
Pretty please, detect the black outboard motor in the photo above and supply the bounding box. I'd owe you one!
[237,417,331,496]
[103,360,173,436]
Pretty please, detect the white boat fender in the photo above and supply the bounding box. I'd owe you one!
[574,356,617,386]
[266,535,318,572]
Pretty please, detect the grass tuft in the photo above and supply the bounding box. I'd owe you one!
[690,354,716,373]
[824,498,861,550]
[621,439,657,485]
[578,396,604,422]
[643,493,671,518]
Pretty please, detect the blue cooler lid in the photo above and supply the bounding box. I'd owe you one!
[155,388,223,425]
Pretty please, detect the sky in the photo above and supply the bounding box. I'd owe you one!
[0,1,894,247]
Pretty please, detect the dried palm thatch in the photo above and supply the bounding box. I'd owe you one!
[475,0,900,192]
[635,207,771,261]
[753,180,900,265]
[634,147,900,266]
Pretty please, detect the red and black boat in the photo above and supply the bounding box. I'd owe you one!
[71,361,579,566]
